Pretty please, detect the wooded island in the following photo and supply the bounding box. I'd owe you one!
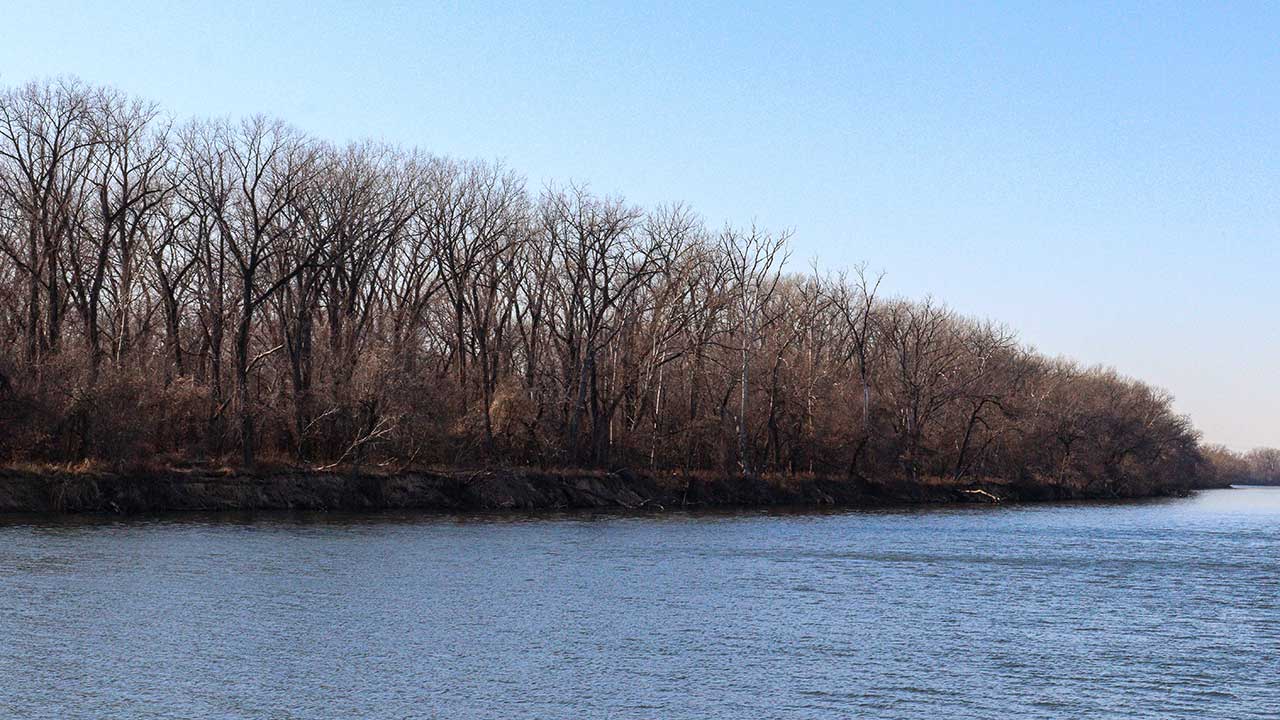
[0,79,1262,512]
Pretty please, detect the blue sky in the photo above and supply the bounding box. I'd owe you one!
[3,1,1276,448]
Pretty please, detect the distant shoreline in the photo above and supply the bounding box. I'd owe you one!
[0,467,1205,515]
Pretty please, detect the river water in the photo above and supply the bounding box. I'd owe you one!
[1,487,1277,719]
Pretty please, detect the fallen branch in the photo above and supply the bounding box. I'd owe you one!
[317,415,398,471]
[961,488,1001,503]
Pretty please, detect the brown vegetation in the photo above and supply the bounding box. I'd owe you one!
[0,78,1215,498]
[1199,446,1280,486]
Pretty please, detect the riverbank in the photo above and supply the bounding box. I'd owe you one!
[0,466,1196,514]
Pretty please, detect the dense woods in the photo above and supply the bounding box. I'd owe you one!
[0,79,1218,493]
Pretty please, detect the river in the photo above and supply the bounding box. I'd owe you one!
[2,487,1277,719]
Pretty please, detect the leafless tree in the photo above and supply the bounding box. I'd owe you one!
[718,224,789,473]
[205,116,319,465]
[0,79,98,371]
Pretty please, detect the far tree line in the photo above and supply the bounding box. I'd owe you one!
[0,78,1235,492]
[1201,446,1280,486]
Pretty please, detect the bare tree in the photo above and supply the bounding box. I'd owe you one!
[718,224,789,474]
[541,184,651,465]
[212,117,319,465]
[0,79,99,371]
[831,264,882,475]
[67,90,170,377]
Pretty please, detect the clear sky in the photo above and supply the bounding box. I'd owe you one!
[2,1,1276,449]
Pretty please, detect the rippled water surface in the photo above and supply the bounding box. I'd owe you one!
[2,487,1279,719]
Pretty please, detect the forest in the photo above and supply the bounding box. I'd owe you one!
[0,78,1226,495]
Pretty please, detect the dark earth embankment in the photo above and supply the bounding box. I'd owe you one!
[0,467,1194,515]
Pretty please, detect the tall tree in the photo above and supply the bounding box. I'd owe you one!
[719,225,789,474]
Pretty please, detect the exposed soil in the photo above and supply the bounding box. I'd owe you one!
[0,466,1193,515]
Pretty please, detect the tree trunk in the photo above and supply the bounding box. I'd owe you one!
[235,283,254,467]
[738,338,750,474]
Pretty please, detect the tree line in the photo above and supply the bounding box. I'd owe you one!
[1201,446,1280,486]
[0,78,1213,492]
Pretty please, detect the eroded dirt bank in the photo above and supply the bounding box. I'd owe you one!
[0,467,1193,515]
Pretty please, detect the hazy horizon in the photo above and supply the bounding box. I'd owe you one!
[4,0,1275,449]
